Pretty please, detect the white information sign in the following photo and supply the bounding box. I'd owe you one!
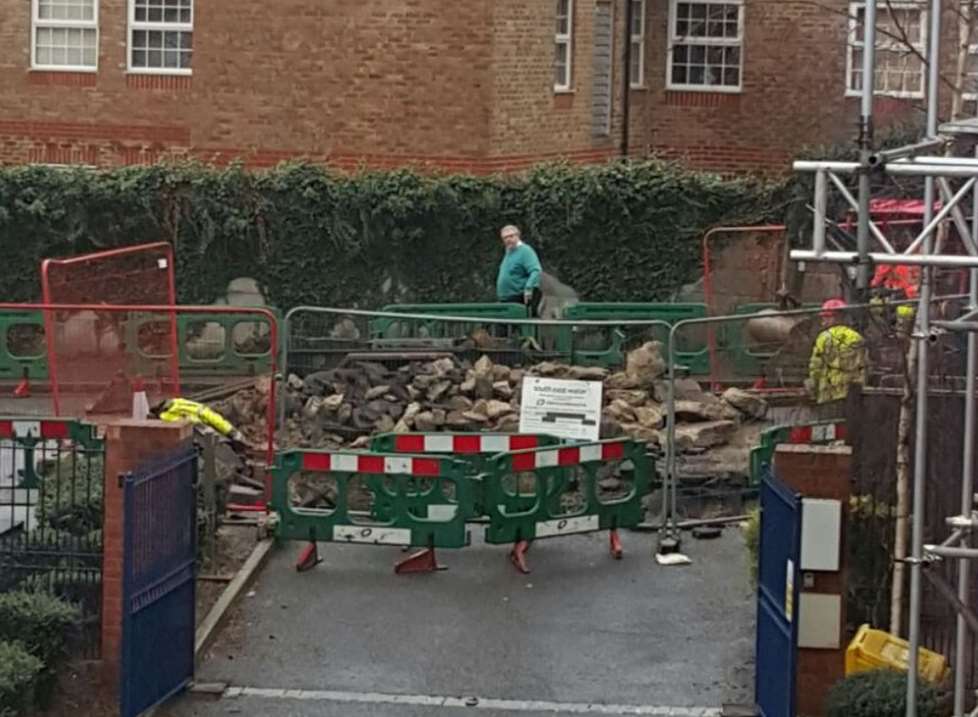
[519,376,603,441]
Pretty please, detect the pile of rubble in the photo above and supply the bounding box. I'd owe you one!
[243,341,769,453]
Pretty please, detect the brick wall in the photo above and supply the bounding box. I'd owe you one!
[630,0,960,175]
[0,0,963,174]
[0,0,498,169]
[488,0,623,167]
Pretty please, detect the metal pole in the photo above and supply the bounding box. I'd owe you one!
[791,250,978,268]
[953,167,978,717]
[869,137,946,165]
[925,545,978,560]
[907,0,941,711]
[814,169,828,257]
[659,322,680,552]
[856,0,877,303]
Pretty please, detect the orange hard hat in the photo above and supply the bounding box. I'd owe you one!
[820,298,847,318]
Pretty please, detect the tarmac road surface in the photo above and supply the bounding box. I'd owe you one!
[160,528,755,717]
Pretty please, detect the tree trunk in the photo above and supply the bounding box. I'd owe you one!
[890,335,917,636]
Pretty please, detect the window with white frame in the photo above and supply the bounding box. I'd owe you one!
[630,0,646,87]
[847,2,925,98]
[668,0,743,91]
[129,0,193,73]
[32,0,99,71]
[555,0,573,90]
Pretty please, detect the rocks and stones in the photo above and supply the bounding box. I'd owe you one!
[721,387,768,419]
[675,421,737,451]
[625,342,667,386]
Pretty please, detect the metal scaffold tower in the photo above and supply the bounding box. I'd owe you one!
[791,1,978,714]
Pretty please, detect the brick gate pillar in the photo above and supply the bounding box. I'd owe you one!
[100,419,194,690]
[774,443,852,717]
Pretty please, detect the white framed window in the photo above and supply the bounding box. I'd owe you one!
[846,2,925,98]
[555,0,573,91]
[31,0,99,71]
[630,0,646,87]
[667,0,743,92]
[128,0,193,74]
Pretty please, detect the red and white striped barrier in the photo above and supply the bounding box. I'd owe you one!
[788,423,846,444]
[0,420,72,440]
[510,440,626,472]
[301,452,445,476]
[391,434,543,454]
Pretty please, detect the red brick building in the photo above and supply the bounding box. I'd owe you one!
[0,0,958,174]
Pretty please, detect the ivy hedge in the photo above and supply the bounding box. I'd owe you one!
[0,161,787,309]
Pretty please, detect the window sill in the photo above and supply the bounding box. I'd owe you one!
[29,66,97,74]
[844,90,924,100]
[666,84,742,94]
[127,69,193,76]
[554,88,576,95]
[629,84,647,91]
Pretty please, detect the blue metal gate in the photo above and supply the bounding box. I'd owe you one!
[755,467,802,717]
[121,447,197,717]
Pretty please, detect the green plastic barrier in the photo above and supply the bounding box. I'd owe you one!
[559,303,710,373]
[0,311,48,382]
[482,438,652,545]
[369,303,530,341]
[726,303,818,380]
[748,420,848,487]
[368,432,566,520]
[125,310,279,379]
[270,449,473,549]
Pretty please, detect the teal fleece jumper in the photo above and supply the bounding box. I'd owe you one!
[496,243,542,299]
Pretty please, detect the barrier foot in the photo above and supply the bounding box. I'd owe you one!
[13,374,29,398]
[609,529,623,560]
[394,547,445,575]
[510,540,531,574]
[295,542,322,573]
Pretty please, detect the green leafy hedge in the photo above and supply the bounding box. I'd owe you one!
[0,641,42,717]
[34,454,103,538]
[0,591,81,669]
[826,669,940,717]
[0,161,786,309]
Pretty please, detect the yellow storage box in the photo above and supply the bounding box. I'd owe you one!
[845,624,949,684]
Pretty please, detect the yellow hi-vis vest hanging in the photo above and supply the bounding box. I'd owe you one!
[158,398,235,437]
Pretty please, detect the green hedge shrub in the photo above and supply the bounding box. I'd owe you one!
[0,641,42,717]
[34,454,103,538]
[826,669,940,717]
[0,591,81,669]
[0,161,786,309]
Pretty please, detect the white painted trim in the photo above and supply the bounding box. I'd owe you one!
[223,685,722,716]
[555,0,574,91]
[31,0,99,72]
[629,0,646,88]
[127,0,194,76]
[665,0,744,93]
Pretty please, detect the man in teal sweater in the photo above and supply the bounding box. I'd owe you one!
[496,224,543,316]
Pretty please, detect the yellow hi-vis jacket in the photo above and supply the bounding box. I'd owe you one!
[808,325,867,404]
[158,398,236,437]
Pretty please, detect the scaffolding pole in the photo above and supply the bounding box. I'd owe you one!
[906,0,941,711]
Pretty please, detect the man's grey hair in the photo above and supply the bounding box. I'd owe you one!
[500,224,521,238]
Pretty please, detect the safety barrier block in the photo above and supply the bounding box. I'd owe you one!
[482,439,652,572]
[270,449,472,573]
[368,433,565,520]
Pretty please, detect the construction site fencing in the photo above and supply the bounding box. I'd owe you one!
[0,418,104,658]
[269,436,652,574]
[0,304,279,465]
[660,297,970,526]
[283,304,684,379]
[0,308,279,386]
